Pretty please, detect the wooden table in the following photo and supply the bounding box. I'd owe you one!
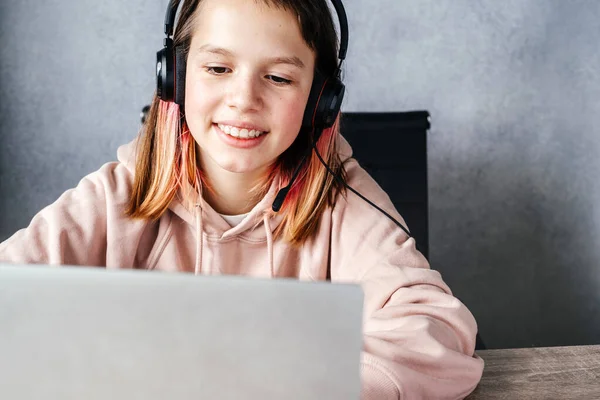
[466,345,600,399]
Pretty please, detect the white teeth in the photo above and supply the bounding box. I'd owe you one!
[218,124,266,139]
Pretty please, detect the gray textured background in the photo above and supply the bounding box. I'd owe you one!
[1,0,599,349]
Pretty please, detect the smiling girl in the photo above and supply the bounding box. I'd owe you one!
[0,0,484,397]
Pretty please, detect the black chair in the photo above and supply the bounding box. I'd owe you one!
[340,111,430,259]
[341,111,486,351]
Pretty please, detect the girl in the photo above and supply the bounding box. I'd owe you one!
[0,0,484,398]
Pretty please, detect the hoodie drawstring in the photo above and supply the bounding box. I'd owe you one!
[194,204,203,275]
[194,204,275,278]
[263,212,275,277]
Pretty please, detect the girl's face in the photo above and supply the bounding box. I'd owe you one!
[185,0,316,181]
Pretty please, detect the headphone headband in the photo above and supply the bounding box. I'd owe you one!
[328,0,348,63]
[163,0,348,65]
[164,0,180,37]
[158,0,348,131]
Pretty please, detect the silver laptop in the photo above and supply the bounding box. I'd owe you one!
[0,264,364,400]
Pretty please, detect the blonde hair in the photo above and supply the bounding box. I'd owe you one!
[126,0,347,245]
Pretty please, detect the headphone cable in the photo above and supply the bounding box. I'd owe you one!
[310,128,411,238]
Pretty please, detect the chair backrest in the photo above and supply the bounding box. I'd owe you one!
[340,111,430,259]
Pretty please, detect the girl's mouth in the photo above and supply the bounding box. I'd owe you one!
[213,124,269,149]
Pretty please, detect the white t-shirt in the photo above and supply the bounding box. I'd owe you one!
[219,213,250,227]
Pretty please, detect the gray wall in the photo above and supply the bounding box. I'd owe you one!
[0,0,165,233]
[1,0,599,349]
[342,0,600,349]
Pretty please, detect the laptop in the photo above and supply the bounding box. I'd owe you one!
[0,264,364,399]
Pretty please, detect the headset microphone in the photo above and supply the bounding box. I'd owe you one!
[271,144,313,212]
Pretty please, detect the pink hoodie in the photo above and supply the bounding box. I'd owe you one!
[0,136,484,399]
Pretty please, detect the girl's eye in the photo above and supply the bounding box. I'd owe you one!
[267,75,292,85]
[206,66,230,75]
[205,67,291,85]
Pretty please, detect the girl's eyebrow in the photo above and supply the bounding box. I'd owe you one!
[196,44,306,69]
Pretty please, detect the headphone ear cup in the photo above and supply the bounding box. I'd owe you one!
[156,39,174,102]
[174,45,187,108]
[302,70,345,142]
[320,76,345,128]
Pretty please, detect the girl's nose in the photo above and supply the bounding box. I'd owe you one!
[226,73,263,113]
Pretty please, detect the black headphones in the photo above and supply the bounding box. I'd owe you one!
[155,0,411,236]
[156,0,348,138]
